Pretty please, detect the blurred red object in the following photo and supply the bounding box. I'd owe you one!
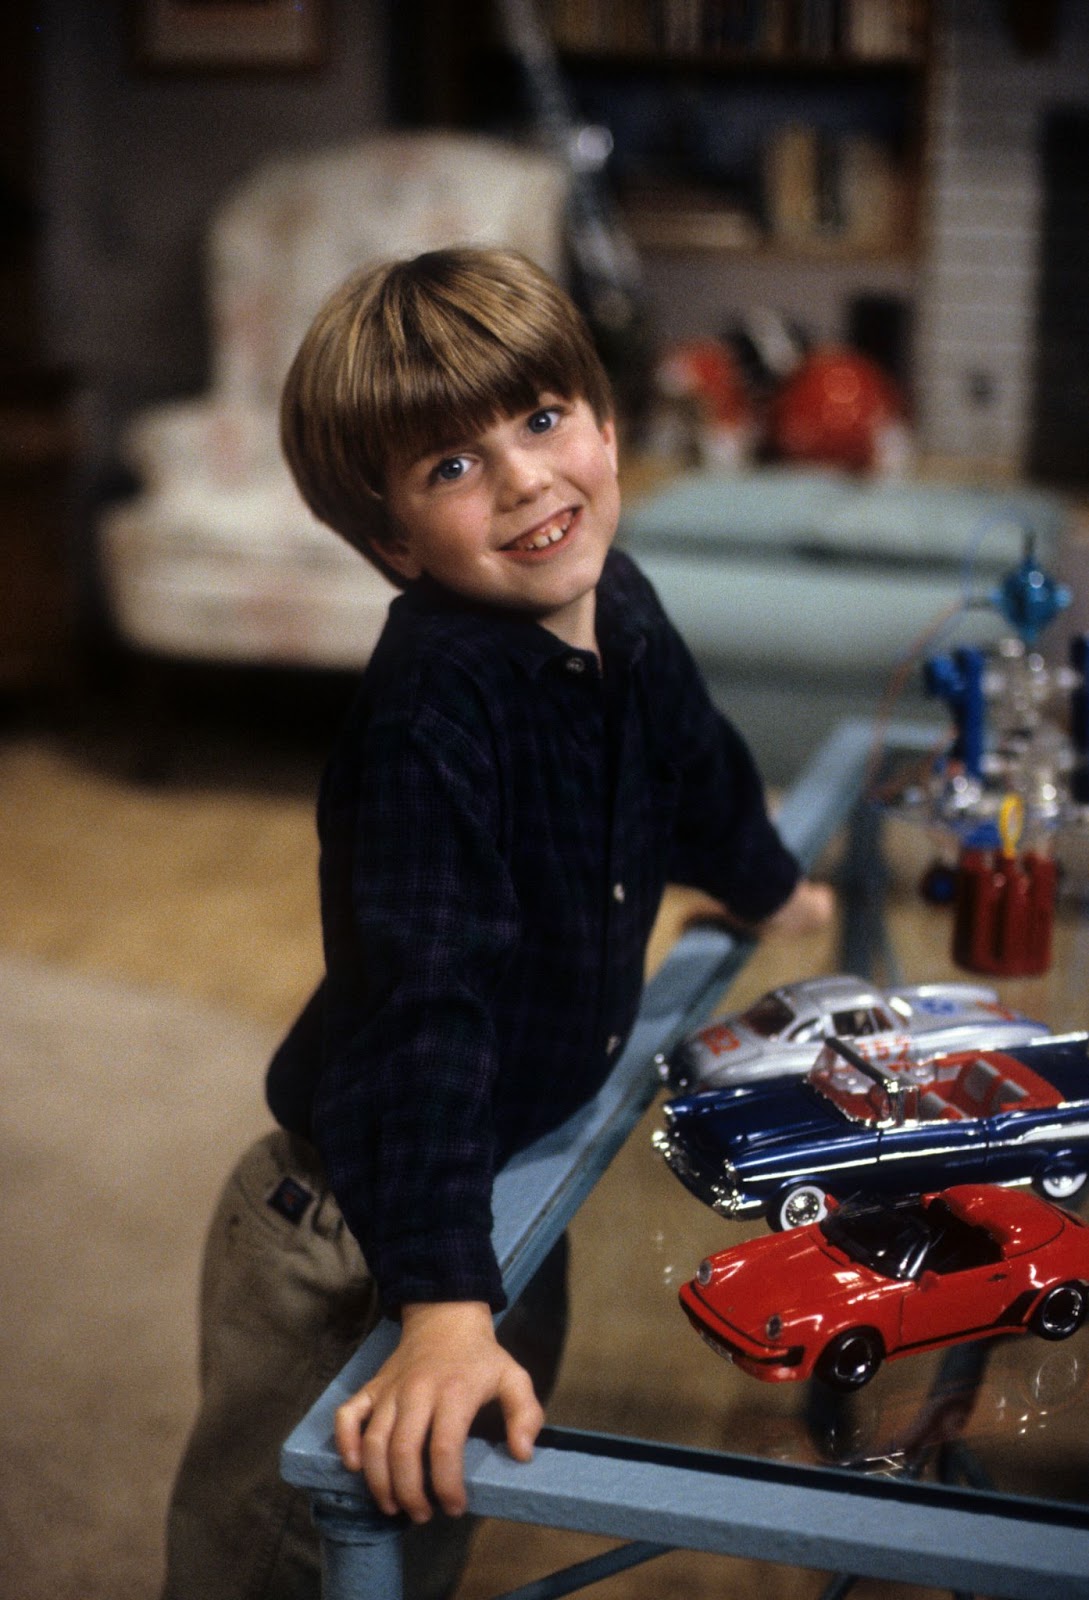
[952,844,1057,976]
[658,339,751,426]
[769,346,907,472]
[655,338,754,466]
[952,798,1057,977]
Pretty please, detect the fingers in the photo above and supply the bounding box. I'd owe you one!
[497,1362,544,1462]
[334,1365,542,1522]
[338,1386,432,1521]
[334,1388,374,1473]
[802,882,836,929]
[426,1361,542,1514]
[365,1391,433,1522]
[333,1315,542,1523]
[426,1382,481,1517]
[338,1379,474,1522]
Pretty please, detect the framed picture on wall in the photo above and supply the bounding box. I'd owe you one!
[139,0,326,72]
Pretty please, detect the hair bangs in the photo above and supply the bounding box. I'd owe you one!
[373,331,578,479]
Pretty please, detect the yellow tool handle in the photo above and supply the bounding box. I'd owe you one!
[998,794,1024,859]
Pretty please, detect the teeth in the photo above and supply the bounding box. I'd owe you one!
[510,512,573,552]
[524,526,564,550]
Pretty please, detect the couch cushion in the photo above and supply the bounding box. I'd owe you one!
[620,467,1064,575]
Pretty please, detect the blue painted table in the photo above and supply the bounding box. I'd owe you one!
[281,719,1089,1600]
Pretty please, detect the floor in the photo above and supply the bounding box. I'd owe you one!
[3,671,1083,1600]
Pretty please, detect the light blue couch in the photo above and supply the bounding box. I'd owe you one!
[619,467,1067,783]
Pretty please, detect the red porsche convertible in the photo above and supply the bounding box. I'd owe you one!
[680,1183,1089,1390]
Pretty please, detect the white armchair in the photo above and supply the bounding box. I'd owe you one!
[100,133,568,667]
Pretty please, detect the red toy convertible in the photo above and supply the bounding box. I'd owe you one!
[680,1183,1089,1390]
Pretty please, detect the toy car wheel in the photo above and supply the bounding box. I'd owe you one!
[1031,1281,1089,1342]
[815,1328,884,1391]
[773,1182,829,1231]
[1035,1165,1088,1202]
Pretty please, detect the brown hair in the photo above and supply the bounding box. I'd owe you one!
[280,247,614,582]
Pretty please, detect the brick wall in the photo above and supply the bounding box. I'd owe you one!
[916,0,1089,470]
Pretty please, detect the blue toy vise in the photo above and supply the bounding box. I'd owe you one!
[993,537,1071,645]
[923,536,1089,802]
[924,647,986,779]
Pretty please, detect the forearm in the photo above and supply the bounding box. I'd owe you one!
[312,1000,505,1312]
[316,712,519,1311]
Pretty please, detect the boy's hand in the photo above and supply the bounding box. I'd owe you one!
[334,1300,543,1523]
[756,877,836,938]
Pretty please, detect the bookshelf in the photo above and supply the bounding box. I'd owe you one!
[392,1,931,266]
[542,0,931,261]
[546,1,928,62]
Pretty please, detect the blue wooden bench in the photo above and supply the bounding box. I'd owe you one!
[281,718,1089,1600]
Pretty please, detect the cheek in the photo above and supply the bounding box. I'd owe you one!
[425,503,491,567]
[563,435,614,492]
[587,449,621,514]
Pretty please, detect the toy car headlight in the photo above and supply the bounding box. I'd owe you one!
[696,1259,714,1286]
[765,1314,783,1340]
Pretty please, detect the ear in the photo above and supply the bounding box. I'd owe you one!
[376,530,423,582]
[600,415,619,474]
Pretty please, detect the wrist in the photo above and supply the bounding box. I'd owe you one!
[400,1299,494,1332]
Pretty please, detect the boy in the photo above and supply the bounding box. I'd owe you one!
[162,247,832,1599]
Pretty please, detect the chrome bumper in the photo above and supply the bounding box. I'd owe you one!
[651,1129,763,1219]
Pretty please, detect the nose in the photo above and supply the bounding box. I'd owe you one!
[496,445,550,506]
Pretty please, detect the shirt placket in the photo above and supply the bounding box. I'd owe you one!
[599,661,640,1067]
[553,648,622,1066]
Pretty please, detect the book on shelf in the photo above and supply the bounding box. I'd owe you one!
[764,122,904,252]
[544,0,928,62]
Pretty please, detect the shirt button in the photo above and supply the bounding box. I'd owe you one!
[565,656,586,674]
[612,881,626,903]
[606,1034,622,1056]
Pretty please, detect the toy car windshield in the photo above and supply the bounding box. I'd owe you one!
[807,1037,906,1124]
[821,1197,932,1281]
[739,993,797,1039]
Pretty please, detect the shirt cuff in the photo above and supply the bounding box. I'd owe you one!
[372,1227,507,1317]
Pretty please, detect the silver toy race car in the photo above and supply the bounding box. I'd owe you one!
[663,974,1049,1093]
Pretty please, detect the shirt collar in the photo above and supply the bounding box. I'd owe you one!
[395,551,649,681]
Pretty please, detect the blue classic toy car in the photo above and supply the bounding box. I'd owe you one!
[653,1034,1089,1232]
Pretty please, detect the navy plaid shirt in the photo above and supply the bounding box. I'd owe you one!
[266,549,799,1312]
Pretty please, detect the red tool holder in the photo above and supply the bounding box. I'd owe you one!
[952,797,1057,976]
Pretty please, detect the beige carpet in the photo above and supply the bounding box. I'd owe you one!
[0,954,276,1600]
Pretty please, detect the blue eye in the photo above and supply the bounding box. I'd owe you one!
[434,456,469,483]
[528,406,562,434]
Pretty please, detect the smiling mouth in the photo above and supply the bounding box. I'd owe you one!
[502,509,577,555]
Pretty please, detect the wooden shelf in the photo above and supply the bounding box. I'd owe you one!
[625,212,914,260]
[555,47,926,74]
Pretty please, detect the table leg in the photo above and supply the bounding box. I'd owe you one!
[838,798,897,983]
[312,1490,404,1600]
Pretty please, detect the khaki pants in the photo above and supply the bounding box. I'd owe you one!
[161,1130,567,1600]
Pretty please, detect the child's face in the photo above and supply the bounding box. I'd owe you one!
[379,396,620,651]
